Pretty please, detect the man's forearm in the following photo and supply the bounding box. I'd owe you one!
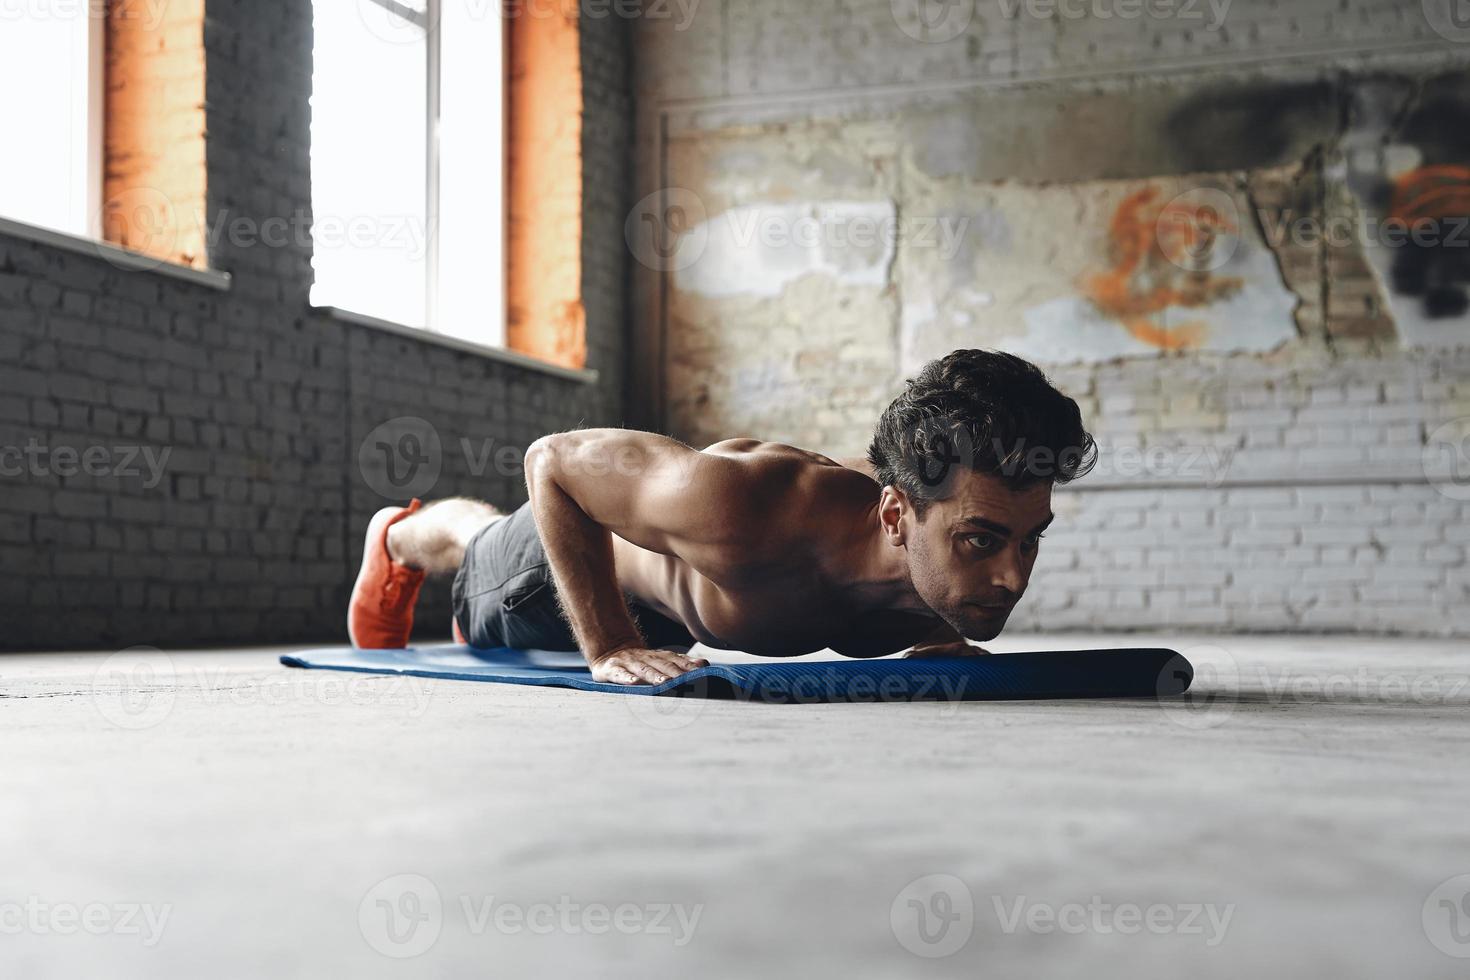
[525,447,644,661]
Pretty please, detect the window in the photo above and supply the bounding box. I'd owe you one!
[310,0,505,347]
[0,1,103,238]
[0,0,210,272]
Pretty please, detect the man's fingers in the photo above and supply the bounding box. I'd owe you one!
[591,649,708,686]
[632,660,673,684]
[906,642,988,658]
[653,653,705,675]
[599,664,643,685]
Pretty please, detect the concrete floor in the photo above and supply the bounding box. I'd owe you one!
[2,634,1468,979]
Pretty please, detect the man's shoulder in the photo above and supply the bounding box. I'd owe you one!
[700,438,875,502]
[701,438,872,478]
[692,438,877,556]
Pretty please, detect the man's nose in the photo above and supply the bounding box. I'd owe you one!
[989,546,1027,595]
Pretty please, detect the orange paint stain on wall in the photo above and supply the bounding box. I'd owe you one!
[1081,186,1243,351]
[1389,165,1470,223]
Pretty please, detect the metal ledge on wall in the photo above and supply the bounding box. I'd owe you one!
[0,215,232,291]
[318,306,600,385]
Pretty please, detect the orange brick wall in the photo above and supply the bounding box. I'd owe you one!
[506,3,585,369]
[103,0,208,269]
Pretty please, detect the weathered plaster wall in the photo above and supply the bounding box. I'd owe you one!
[632,0,1470,635]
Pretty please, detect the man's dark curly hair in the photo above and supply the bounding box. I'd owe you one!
[867,349,1096,514]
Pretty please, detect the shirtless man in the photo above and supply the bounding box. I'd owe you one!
[347,349,1096,685]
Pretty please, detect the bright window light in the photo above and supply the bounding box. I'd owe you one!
[310,0,429,328]
[435,2,505,347]
[0,3,101,237]
[311,0,503,344]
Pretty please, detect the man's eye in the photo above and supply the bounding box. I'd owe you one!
[966,534,996,550]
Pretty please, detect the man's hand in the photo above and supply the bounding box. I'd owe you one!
[905,640,989,659]
[589,647,710,685]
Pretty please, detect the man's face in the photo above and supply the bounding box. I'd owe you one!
[898,472,1055,641]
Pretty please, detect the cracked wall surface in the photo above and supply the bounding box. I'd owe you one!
[635,0,1470,635]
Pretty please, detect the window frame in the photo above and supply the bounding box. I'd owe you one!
[83,2,105,239]
[0,1,228,289]
[314,0,508,348]
[0,3,103,240]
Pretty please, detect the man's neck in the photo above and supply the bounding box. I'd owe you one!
[832,499,934,617]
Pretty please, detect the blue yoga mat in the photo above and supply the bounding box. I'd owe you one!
[281,645,1192,703]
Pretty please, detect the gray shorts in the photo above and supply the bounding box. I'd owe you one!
[450,501,695,652]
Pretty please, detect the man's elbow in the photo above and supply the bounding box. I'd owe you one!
[524,434,567,492]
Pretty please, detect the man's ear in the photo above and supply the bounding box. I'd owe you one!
[878,486,909,546]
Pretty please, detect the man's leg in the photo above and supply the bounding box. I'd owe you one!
[347,496,503,648]
[386,497,504,573]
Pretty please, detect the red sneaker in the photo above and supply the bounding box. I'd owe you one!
[347,499,426,649]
